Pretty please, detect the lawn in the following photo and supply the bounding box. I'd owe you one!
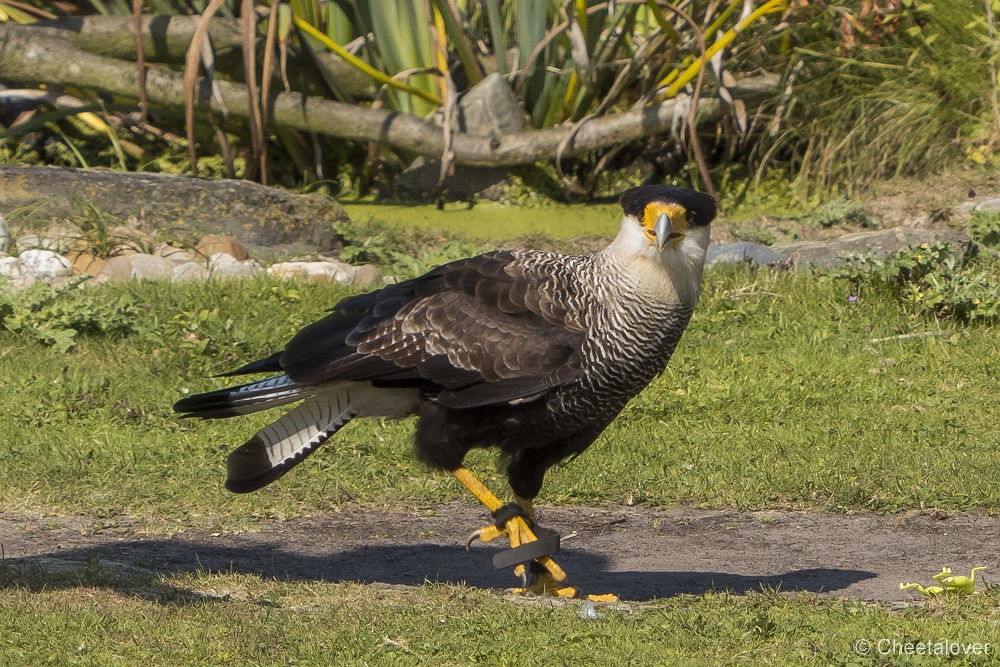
[2,567,999,666]
[1,265,999,526]
[2,240,999,666]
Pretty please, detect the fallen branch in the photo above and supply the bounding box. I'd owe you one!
[0,26,778,168]
[25,16,376,100]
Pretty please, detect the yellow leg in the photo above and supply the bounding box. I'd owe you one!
[449,467,566,584]
[449,467,618,602]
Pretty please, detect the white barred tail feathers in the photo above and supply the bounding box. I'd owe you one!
[224,388,357,493]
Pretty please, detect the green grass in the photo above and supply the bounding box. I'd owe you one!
[1,265,999,529]
[1,563,999,666]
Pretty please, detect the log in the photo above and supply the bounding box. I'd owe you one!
[0,26,779,168]
[25,16,376,100]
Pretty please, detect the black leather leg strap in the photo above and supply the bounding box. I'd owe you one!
[492,502,533,529]
[489,504,561,571]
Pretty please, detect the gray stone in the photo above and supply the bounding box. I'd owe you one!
[951,200,977,224]
[390,157,508,201]
[0,256,35,290]
[17,249,73,279]
[457,73,526,137]
[171,261,210,282]
[0,165,349,251]
[208,253,262,278]
[389,74,525,202]
[772,228,972,269]
[352,263,382,288]
[97,254,181,280]
[706,242,789,269]
[974,196,1000,213]
[268,260,357,282]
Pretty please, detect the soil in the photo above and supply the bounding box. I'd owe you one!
[2,504,996,603]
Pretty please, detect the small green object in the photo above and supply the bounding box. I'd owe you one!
[900,567,986,596]
[899,582,945,596]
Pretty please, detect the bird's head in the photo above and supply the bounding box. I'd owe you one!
[607,186,718,303]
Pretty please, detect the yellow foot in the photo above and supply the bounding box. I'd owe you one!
[449,467,617,602]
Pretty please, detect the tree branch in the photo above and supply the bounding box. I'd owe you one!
[27,16,376,100]
[0,26,778,168]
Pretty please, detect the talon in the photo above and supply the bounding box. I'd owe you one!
[467,525,505,549]
[466,530,481,550]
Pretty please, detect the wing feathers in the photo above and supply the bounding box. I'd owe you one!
[257,250,586,407]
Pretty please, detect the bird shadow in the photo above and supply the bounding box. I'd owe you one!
[0,538,877,604]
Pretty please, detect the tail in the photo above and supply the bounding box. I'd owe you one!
[173,374,306,419]
[175,378,416,494]
[224,387,357,493]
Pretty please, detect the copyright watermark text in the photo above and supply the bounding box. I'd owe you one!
[854,638,991,657]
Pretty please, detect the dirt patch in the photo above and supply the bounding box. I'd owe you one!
[1,504,996,602]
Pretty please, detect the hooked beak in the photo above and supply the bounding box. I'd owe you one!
[654,212,673,252]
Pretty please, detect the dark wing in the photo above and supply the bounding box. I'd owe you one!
[277,250,586,409]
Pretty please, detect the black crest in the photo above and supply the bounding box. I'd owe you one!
[619,186,718,227]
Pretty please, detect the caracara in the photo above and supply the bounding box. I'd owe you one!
[174,185,717,598]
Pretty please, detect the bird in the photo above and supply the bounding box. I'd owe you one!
[174,185,717,598]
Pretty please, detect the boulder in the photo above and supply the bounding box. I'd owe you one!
[97,254,181,280]
[17,249,73,279]
[0,165,349,251]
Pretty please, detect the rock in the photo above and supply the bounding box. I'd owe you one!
[69,252,106,275]
[771,228,973,269]
[390,156,508,202]
[390,74,525,202]
[951,200,977,224]
[0,212,12,254]
[97,254,181,280]
[973,196,1000,213]
[0,259,35,290]
[17,249,73,279]
[106,225,151,254]
[154,242,199,262]
[197,234,248,261]
[706,242,789,269]
[0,165,349,251]
[15,225,84,254]
[456,73,526,137]
[208,252,262,278]
[172,261,210,282]
[352,264,382,288]
[268,260,357,282]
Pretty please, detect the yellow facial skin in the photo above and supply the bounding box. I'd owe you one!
[642,202,689,248]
